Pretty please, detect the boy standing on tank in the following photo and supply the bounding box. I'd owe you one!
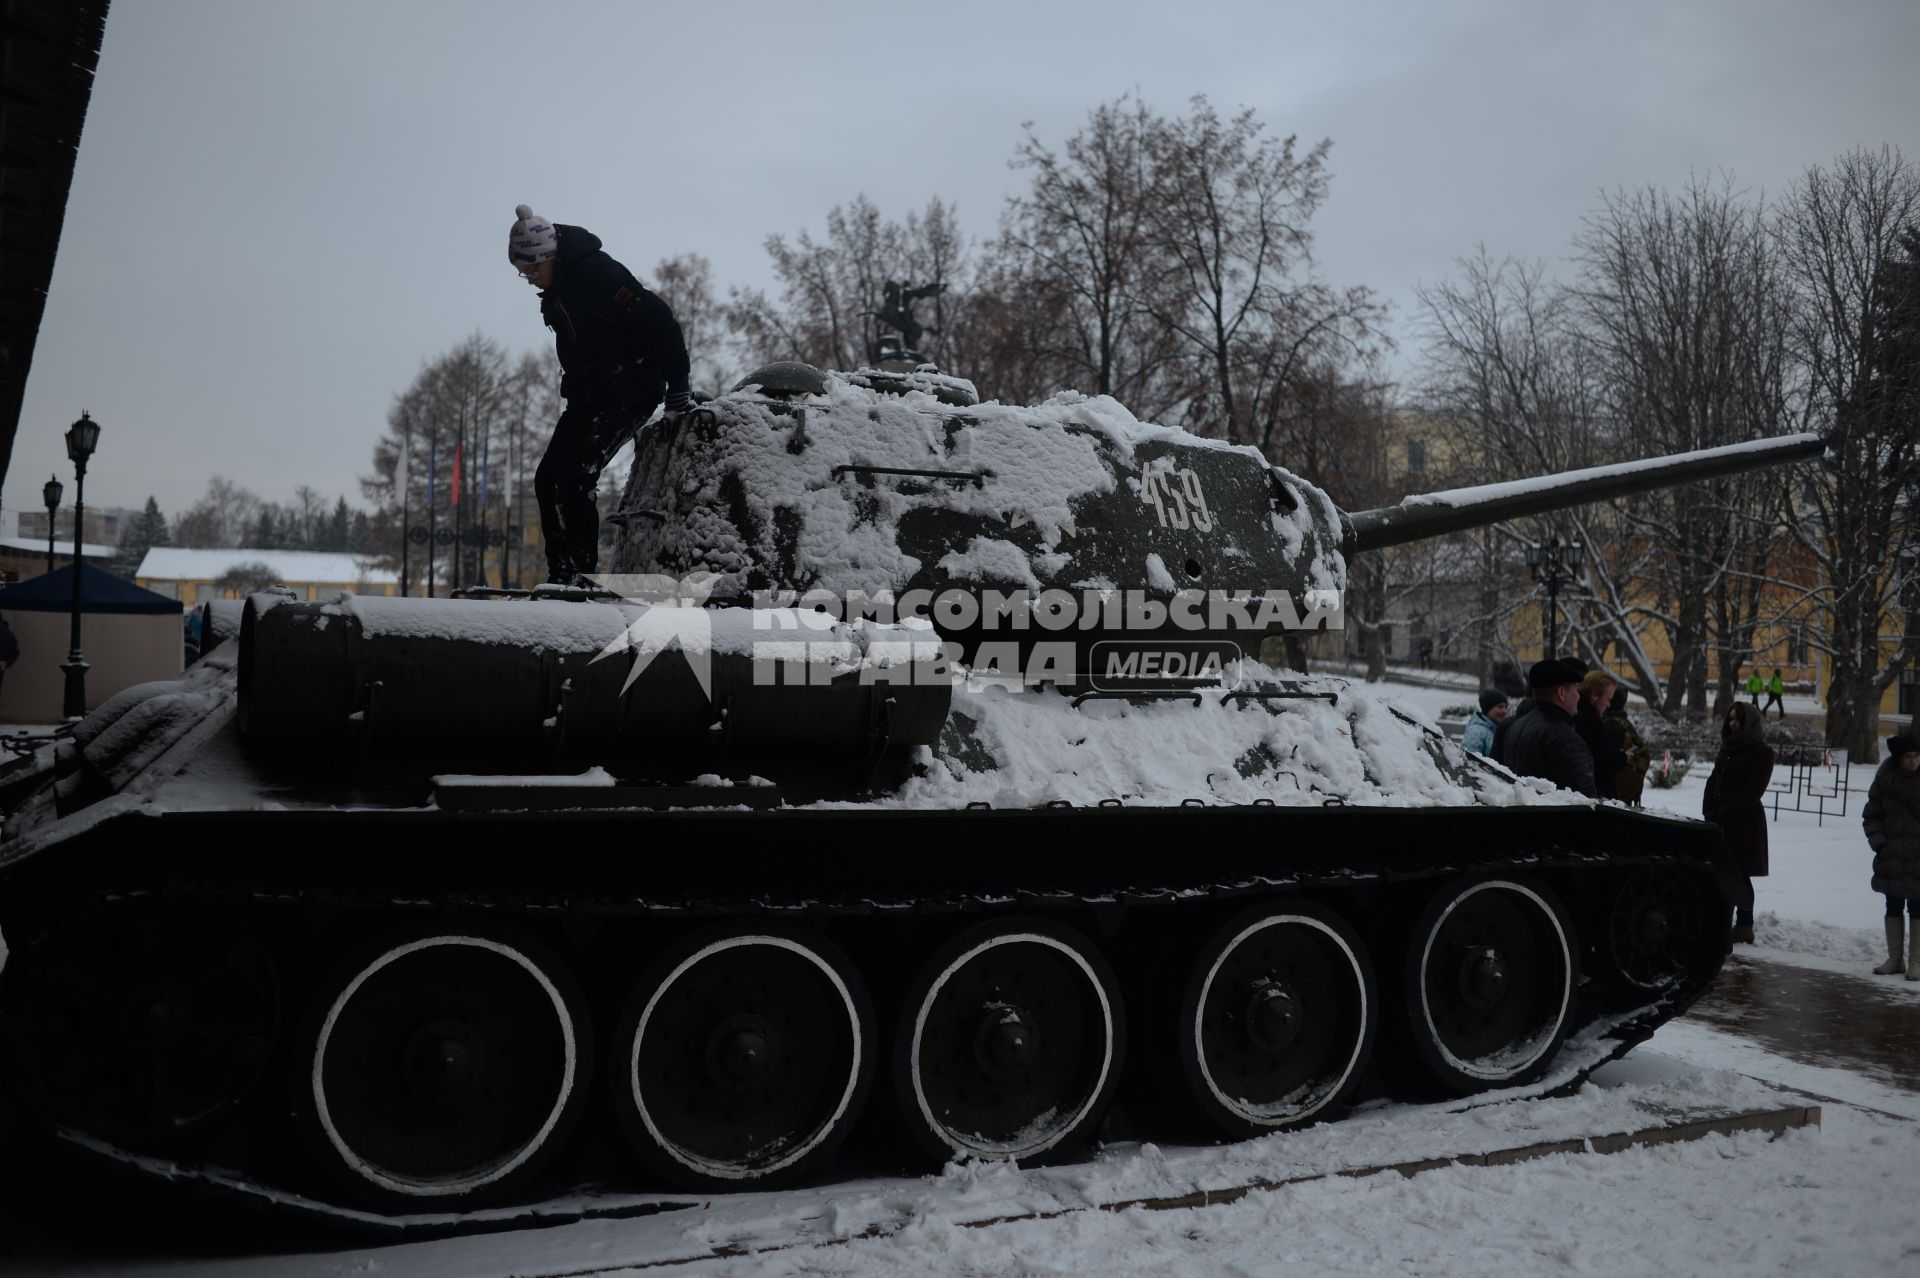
[509,205,694,585]
[1863,733,1920,979]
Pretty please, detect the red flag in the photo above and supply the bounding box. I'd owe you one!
[450,443,463,506]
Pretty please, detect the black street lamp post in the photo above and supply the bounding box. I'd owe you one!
[1524,534,1586,659]
[41,474,63,574]
[61,412,101,719]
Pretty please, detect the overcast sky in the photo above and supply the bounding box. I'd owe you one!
[7,0,1916,527]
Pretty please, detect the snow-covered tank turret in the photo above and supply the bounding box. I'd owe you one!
[0,366,1825,1227]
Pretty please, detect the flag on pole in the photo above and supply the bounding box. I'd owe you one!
[451,443,463,507]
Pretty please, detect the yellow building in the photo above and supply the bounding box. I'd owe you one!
[135,547,400,604]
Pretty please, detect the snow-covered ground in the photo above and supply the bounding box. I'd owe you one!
[13,689,1918,1276]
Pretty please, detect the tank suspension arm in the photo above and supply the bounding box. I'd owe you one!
[1344,432,1826,553]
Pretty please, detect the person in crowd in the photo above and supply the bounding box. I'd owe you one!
[1574,669,1623,800]
[1462,688,1508,756]
[508,204,693,585]
[1604,686,1652,805]
[1490,660,1528,702]
[1762,670,1787,720]
[1488,686,1531,764]
[0,615,15,694]
[1501,659,1595,796]
[1745,670,1764,708]
[1862,733,1920,979]
[1702,701,1775,944]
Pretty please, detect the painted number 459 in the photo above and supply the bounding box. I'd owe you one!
[1142,467,1214,532]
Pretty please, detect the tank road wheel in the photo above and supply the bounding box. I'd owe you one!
[895,917,1124,1166]
[294,926,590,1213]
[1602,866,1706,993]
[1404,878,1575,1095]
[1178,902,1376,1138]
[1,901,278,1149]
[612,929,873,1191]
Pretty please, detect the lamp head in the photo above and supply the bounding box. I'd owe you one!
[65,412,101,465]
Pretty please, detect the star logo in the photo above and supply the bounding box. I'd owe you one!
[588,573,721,701]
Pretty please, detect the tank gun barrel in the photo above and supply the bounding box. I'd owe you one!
[1344,432,1826,553]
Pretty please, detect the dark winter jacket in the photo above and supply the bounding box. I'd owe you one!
[1489,695,1534,765]
[1702,706,1775,878]
[540,224,691,403]
[1462,710,1499,756]
[0,617,17,669]
[1863,760,1920,900]
[1604,693,1651,805]
[1575,700,1622,801]
[1502,699,1596,797]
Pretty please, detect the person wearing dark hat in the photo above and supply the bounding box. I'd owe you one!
[1703,702,1775,944]
[1499,658,1596,797]
[1490,659,1527,701]
[509,204,693,585]
[1462,688,1508,756]
[1862,733,1920,979]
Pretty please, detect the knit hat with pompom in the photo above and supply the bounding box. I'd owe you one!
[508,204,557,268]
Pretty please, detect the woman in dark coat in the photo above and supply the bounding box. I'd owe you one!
[1702,701,1774,943]
[1604,686,1651,805]
[1862,734,1920,979]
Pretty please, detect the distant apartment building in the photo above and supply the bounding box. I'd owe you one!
[16,504,135,548]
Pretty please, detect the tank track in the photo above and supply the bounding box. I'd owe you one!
[1,809,1731,1230]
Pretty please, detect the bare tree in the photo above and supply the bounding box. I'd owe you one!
[215,560,280,597]
[1413,251,1660,694]
[1573,176,1797,717]
[362,334,550,592]
[1773,146,1920,755]
[651,252,736,399]
[1141,97,1386,447]
[997,97,1186,416]
[728,196,974,375]
[172,476,262,549]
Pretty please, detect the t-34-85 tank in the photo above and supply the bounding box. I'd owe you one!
[0,365,1824,1222]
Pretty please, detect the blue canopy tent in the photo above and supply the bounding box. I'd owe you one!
[0,565,183,722]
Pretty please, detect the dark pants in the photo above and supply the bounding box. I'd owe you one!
[1886,895,1919,918]
[535,377,662,581]
[1762,692,1785,718]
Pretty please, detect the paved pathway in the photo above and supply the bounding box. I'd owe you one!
[1682,953,1920,1094]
